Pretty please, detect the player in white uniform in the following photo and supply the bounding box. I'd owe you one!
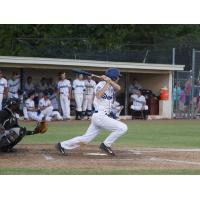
[57,72,71,120]
[23,91,44,122]
[8,72,20,99]
[83,75,96,119]
[0,70,8,110]
[57,68,128,156]
[38,91,63,121]
[130,90,148,119]
[72,74,85,120]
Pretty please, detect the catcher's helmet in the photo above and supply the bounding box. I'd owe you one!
[105,68,122,81]
[6,98,20,107]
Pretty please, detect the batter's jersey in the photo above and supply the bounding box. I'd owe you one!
[93,81,114,114]
[8,79,20,94]
[0,78,8,94]
[57,79,71,95]
[39,98,52,108]
[25,99,35,110]
[73,79,85,94]
[84,79,96,95]
[132,94,146,106]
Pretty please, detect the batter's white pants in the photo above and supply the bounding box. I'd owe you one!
[0,94,3,110]
[83,94,93,111]
[27,111,44,122]
[60,94,70,118]
[61,112,128,149]
[75,93,84,112]
[131,105,148,111]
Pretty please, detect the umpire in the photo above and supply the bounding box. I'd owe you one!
[0,98,39,152]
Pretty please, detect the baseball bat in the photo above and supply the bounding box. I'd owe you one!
[72,69,101,79]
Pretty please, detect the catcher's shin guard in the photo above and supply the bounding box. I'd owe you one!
[0,127,25,151]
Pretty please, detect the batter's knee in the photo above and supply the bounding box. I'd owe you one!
[118,123,128,134]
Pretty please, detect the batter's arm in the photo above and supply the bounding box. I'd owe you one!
[95,76,111,99]
[109,80,121,91]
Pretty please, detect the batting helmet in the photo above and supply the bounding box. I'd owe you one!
[105,68,122,81]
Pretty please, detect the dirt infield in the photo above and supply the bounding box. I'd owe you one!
[1,144,200,171]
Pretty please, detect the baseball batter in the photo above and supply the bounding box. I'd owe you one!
[57,72,71,120]
[57,68,128,156]
[8,72,20,99]
[83,75,96,119]
[0,70,8,111]
[73,74,85,120]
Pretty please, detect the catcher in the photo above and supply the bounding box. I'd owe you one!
[0,98,48,153]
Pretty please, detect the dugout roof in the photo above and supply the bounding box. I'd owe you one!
[0,56,184,74]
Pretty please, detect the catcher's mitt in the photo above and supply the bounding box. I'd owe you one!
[34,121,48,134]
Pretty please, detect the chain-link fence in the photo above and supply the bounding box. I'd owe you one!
[173,49,200,119]
[11,38,175,64]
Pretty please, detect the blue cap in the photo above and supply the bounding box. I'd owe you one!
[105,68,122,81]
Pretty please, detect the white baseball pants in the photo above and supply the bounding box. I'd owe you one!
[83,94,93,111]
[131,105,148,111]
[61,112,128,149]
[27,111,44,122]
[60,94,70,118]
[75,93,84,112]
[41,106,63,121]
[41,106,53,117]
[0,94,3,110]
[51,110,63,120]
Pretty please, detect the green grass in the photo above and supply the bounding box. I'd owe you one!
[2,120,200,175]
[1,168,200,175]
[20,120,200,148]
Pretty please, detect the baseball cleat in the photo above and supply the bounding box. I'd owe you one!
[99,143,115,156]
[56,142,65,155]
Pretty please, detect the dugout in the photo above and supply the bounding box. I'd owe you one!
[0,56,184,119]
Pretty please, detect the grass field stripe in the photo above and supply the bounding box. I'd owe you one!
[149,157,200,166]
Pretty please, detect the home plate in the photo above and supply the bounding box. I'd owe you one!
[84,153,107,156]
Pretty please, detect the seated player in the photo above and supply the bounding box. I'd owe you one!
[39,91,63,121]
[110,100,124,120]
[0,98,46,152]
[130,89,148,119]
[23,91,45,122]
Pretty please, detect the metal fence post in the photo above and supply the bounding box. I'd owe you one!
[172,48,176,118]
[191,48,196,119]
[124,72,129,115]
